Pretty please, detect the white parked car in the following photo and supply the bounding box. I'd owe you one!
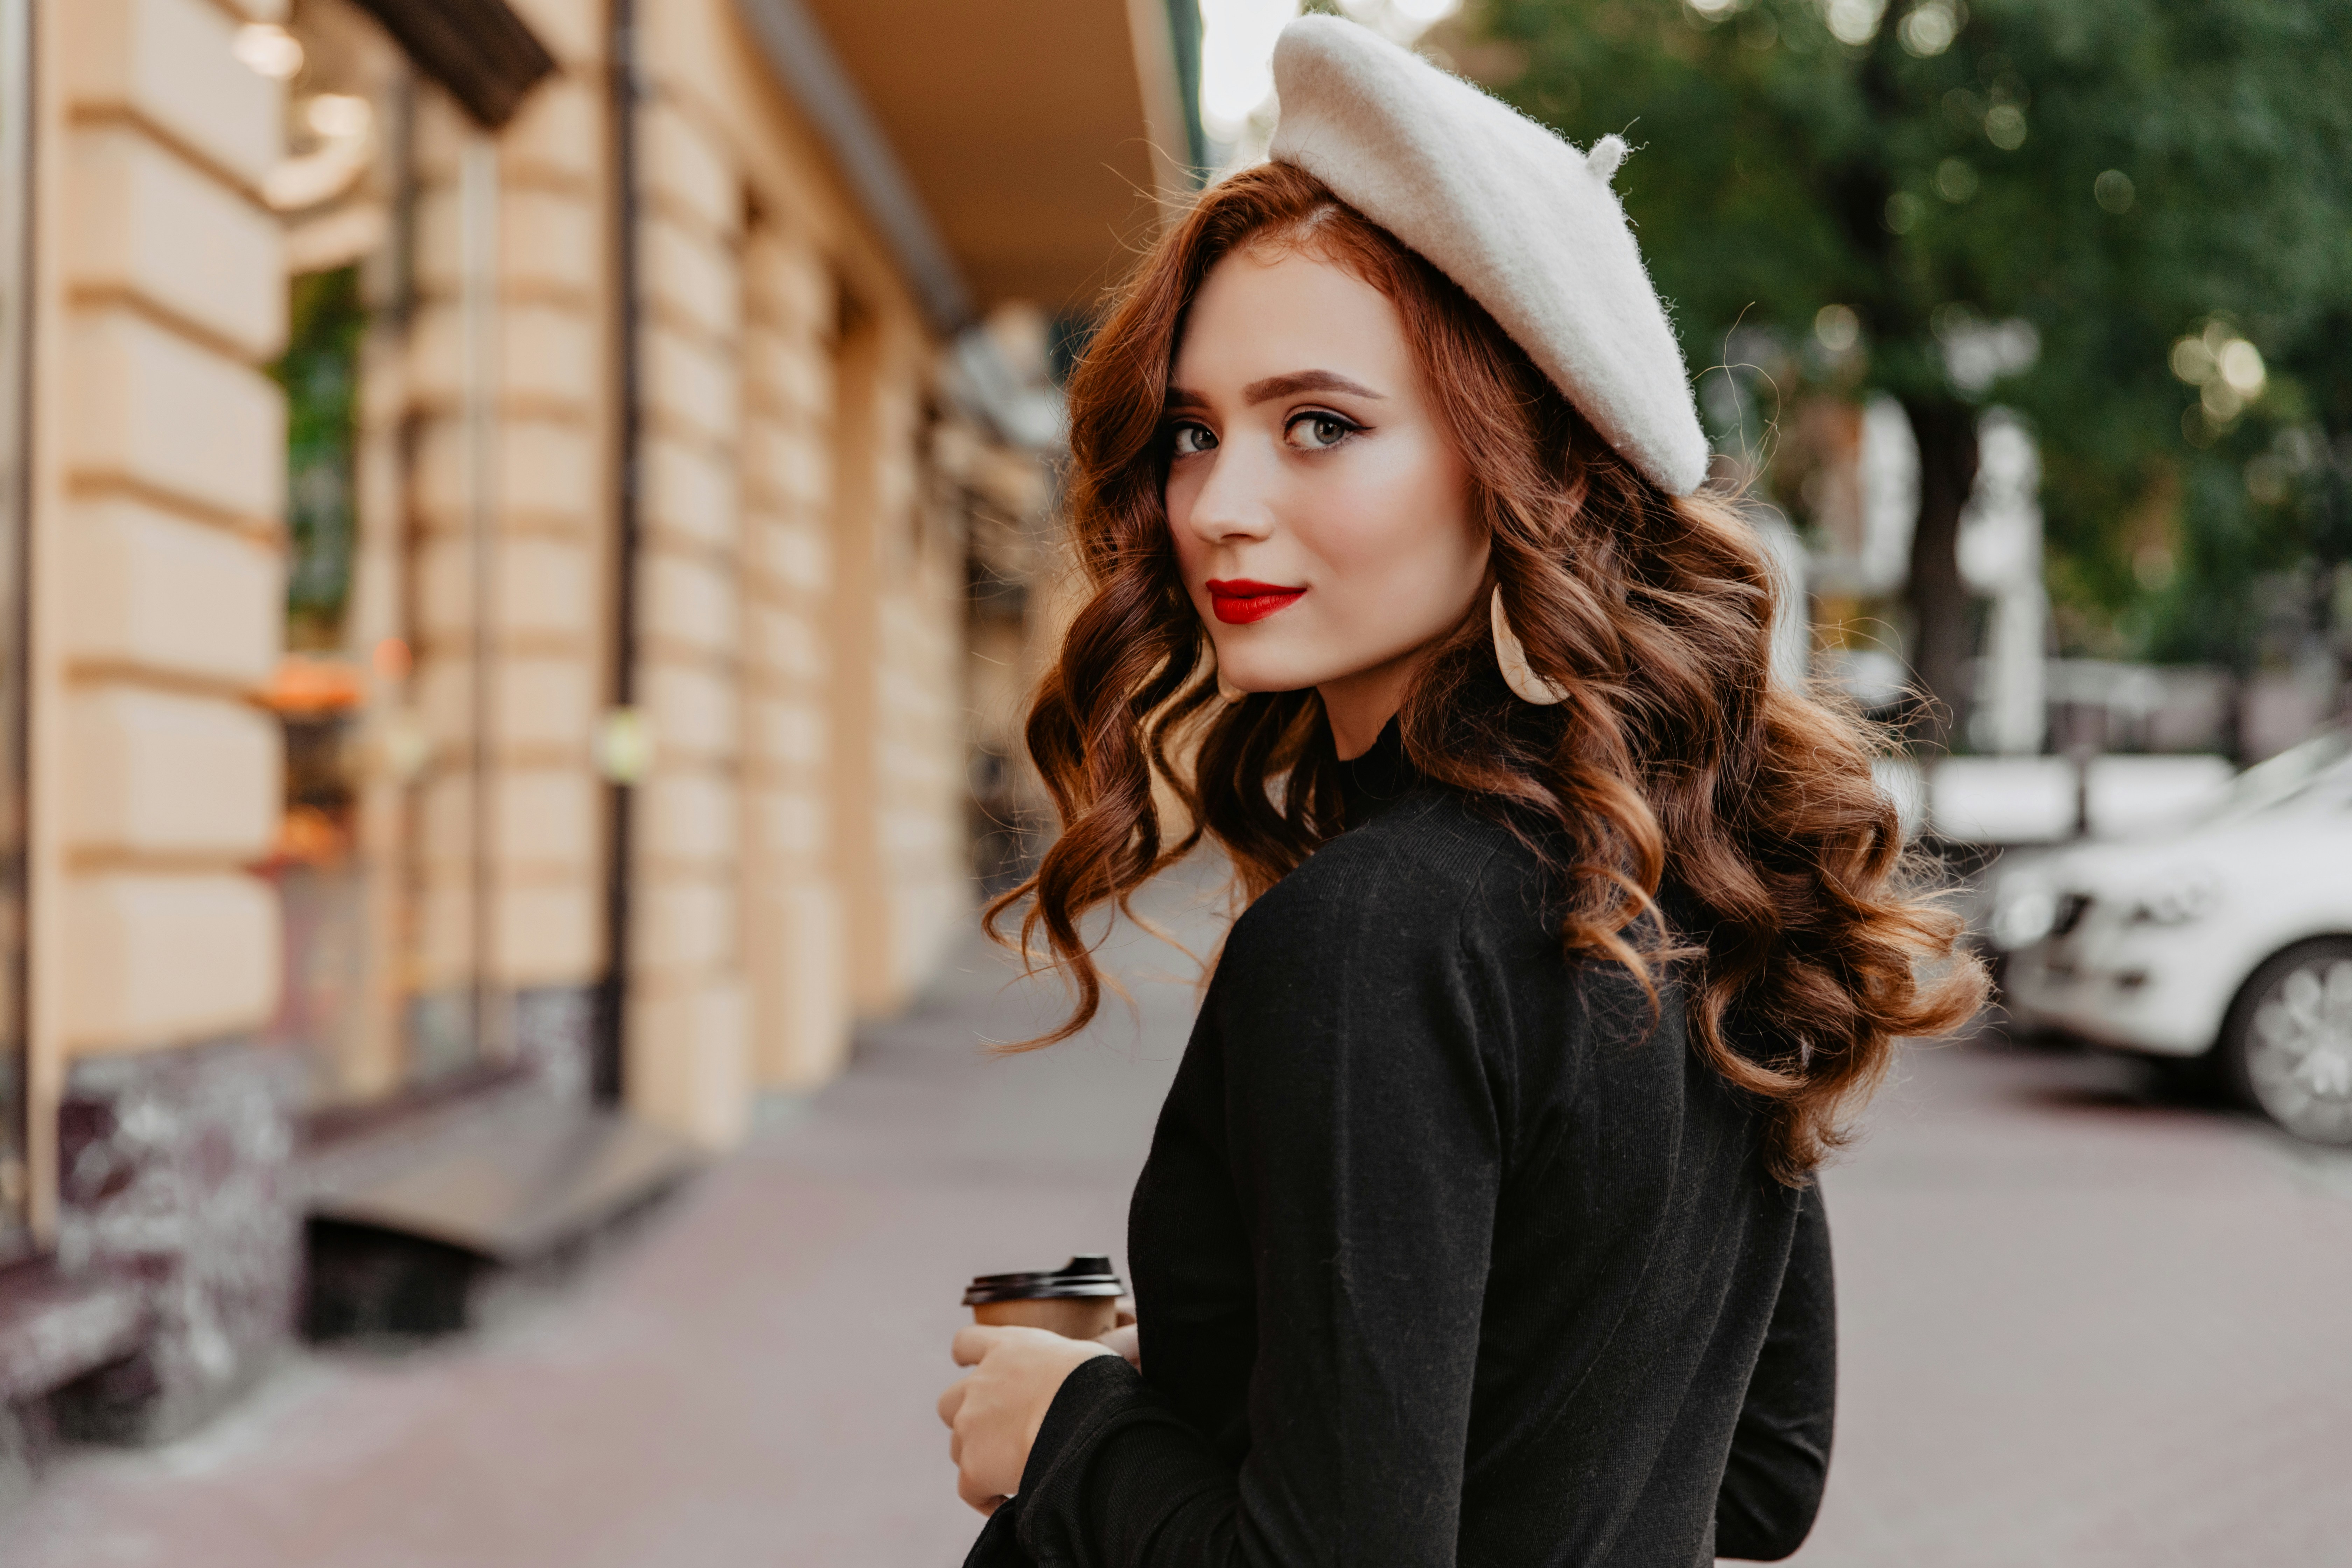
[1990,730,2352,1143]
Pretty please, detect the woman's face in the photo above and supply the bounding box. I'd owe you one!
[1164,247,1486,731]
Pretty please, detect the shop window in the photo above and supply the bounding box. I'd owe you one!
[284,268,363,647]
[261,0,511,1108]
[264,264,369,1101]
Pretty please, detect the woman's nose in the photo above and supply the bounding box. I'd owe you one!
[1183,440,1279,544]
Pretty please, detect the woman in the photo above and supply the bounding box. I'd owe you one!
[938,18,1982,1566]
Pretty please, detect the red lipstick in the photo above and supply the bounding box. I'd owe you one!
[1206,579,1306,624]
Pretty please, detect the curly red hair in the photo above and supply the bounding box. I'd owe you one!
[989,162,1984,1184]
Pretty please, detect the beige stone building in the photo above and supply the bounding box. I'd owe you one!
[0,0,1197,1450]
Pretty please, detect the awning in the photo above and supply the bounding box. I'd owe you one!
[744,0,1199,324]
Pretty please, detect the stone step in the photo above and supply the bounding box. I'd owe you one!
[0,1261,147,1408]
[308,1099,704,1265]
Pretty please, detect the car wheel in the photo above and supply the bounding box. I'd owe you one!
[2219,937,2352,1145]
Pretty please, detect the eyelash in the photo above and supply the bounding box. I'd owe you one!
[1286,410,1362,450]
[1167,410,1365,457]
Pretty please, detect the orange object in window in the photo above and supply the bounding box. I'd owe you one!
[263,653,364,714]
[268,804,349,868]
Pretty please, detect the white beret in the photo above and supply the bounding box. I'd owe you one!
[1266,16,1711,497]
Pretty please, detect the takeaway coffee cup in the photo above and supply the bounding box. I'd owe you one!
[963,1255,1125,1340]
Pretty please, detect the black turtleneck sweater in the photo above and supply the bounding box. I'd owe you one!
[969,724,1835,1567]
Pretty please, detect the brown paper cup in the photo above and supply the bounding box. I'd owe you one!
[972,1296,1117,1340]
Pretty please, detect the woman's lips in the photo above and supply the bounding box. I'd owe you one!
[1206,579,1306,625]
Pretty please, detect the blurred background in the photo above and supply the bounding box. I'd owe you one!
[0,0,2345,1562]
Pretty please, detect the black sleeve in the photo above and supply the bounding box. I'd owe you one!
[1713,1186,1836,1562]
[1008,868,1507,1568]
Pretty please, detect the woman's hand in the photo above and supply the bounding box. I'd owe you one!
[938,1326,1119,1514]
[1099,1297,1140,1368]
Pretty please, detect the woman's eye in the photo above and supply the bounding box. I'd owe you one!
[1287,413,1356,451]
[1170,422,1218,456]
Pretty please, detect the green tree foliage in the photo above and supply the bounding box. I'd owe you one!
[1474,0,2352,727]
[270,266,366,643]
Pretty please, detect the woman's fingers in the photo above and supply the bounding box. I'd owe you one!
[951,1398,1015,1513]
[958,1472,1007,1516]
[951,1323,1016,1366]
[943,1323,1113,1514]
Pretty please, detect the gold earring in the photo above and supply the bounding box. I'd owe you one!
[1491,587,1567,705]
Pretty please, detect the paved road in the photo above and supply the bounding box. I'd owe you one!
[8,859,2350,1567]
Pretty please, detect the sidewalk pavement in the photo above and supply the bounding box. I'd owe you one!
[4,861,1231,1568]
[6,855,2350,1567]
[1797,1035,2352,1567]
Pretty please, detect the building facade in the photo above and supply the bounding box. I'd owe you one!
[0,0,1192,1459]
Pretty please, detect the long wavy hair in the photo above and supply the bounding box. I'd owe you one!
[988,161,1984,1183]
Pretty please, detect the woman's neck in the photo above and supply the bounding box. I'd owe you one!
[1318,648,1423,760]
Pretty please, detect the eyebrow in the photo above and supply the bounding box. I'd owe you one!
[1163,369,1388,412]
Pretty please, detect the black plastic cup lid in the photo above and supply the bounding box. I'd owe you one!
[962,1254,1125,1306]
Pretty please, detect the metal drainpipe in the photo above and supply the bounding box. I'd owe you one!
[596,0,642,1106]
[0,0,35,1249]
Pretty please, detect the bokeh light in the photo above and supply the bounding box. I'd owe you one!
[1824,0,1888,46]
[231,22,304,80]
[1814,303,1862,354]
[1199,0,1302,136]
[1897,0,1961,57]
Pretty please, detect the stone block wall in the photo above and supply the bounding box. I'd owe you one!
[51,1038,305,1443]
[51,0,288,1070]
[7,0,1031,1443]
[398,20,607,1038]
[620,0,981,1123]
[818,322,972,1024]
[30,0,295,1432]
[741,222,849,1088]
[868,439,972,999]
[626,83,753,1146]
